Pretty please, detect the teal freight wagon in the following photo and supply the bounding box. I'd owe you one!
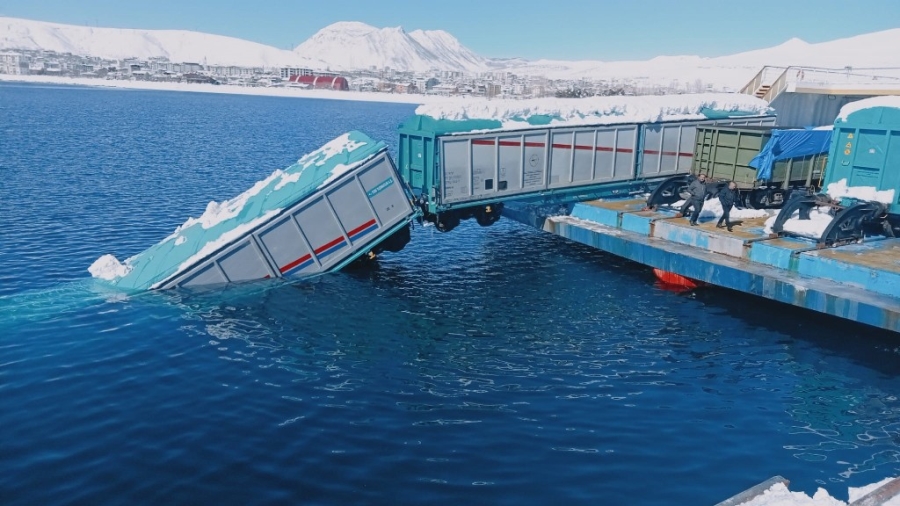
[773,97,900,246]
[398,96,775,231]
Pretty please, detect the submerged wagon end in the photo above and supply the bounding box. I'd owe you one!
[89,131,419,291]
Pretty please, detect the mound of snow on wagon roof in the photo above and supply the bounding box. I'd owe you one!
[415,93,772,130]
[837,95,900,121]
[88,131,383,292]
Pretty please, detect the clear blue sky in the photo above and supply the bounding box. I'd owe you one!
[1,0,898,61]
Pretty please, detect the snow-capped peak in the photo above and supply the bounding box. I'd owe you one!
[293,21,488,72]
[0,16,316,68]
[2,15,900,91]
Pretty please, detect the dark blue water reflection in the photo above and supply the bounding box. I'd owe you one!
[2,83,900,505]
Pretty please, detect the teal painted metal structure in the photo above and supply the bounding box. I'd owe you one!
[499,102,900,333]
[770,102,900,245]
[397,116,623,214]
[397,115,491,198]
[503,199,900,333]
[398,120,656,214]
[829,106,900,214]
[397,112,776,218]
[97,132,420,292]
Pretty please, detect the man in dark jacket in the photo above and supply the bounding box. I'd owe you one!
[716,181,742,232]
[680,173,707,226]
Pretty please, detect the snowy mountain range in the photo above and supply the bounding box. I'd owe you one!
[2,16,899,89]
[293,21,488,72]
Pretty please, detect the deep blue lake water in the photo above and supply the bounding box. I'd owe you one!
[2,82,900,505]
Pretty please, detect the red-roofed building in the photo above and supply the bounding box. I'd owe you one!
[288,74,349,91]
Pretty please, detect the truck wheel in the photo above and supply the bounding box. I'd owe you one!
[747,190,770,209]
[475,203,503,227]
[436,212,460,233]
[741,191,756,209]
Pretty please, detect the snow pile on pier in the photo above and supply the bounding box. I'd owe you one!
[758,178,895,239]
[737,476,900,505]
[737,481,843,505]
[89,131,382,291]
[763,207,834,238]
[671,199,770,221]
[415,93,772,130]
[698,199,770,221]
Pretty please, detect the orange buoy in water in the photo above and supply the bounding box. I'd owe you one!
[652,268,706,290]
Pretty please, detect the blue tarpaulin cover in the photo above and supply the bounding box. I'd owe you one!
[749,128,833,180]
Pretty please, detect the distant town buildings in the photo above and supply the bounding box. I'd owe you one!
[279,67,314,79]
[0,52,21,74]
[0,48,719,98]
[287,74,349,90]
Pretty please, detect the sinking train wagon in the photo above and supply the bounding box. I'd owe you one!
[89,131,418,291]
[397,94,775,231]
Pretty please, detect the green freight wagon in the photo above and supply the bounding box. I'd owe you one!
[691,125,831,208]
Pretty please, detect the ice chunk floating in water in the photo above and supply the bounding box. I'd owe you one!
[89,131,413,292]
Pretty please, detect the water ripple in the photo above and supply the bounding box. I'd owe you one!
[4,83,900,505]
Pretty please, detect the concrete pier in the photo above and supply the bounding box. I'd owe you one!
[503,199,900,333]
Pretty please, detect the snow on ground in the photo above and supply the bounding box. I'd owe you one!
[0,74,439,105]
[837,95,900,121]
[737,482,843,506]
[672,198,771,221]
[0,16,317,68]
[415,93,772,129]
[738,477,900,505]
[0,77,778,118]
[6,16,900,89]
[756,177,896,239]
[826,178,895,205]
[763,207,834,238]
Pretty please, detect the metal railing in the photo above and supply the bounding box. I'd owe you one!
[761,69,790,102]
[790,66,900,84]
[743,65,900,103]
[739,66,787,95]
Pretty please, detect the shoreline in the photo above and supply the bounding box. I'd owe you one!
[0,74,446,105]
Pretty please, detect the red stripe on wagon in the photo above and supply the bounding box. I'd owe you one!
[347,219,377,237]
[280,253,312,273]
[595,146,634,153]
